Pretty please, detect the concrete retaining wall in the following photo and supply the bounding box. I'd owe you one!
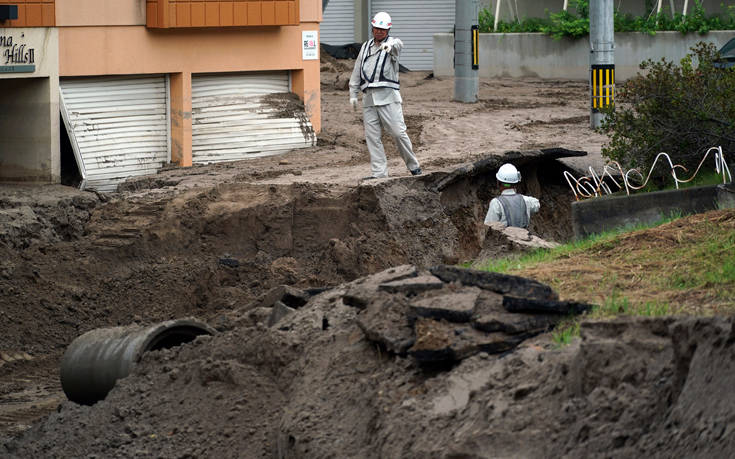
[433,31,735,80]
[571,183,735,239]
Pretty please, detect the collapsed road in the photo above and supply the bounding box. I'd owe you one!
[0,148,581,439]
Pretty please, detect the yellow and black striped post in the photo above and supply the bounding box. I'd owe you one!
[471,25,479,70]
[590,64,615,112]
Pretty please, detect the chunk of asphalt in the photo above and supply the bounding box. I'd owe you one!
[409,289,480,323]
[408,318,524,364]
[353,264,418,286]
[267,301,295,328]
[343,265,420,308]
[472,290,561,334]
[430,265,557,301]
[378,275,445,295]
[502,296,594,315]
[472,312,561,335]
[259,285,310,309]
[356,294,415,355]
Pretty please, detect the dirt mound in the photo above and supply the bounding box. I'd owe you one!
[4,263,735,458]
[0,70,613,449]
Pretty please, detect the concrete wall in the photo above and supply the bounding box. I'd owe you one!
[571,183,735,239]
[434,30,735,80]
[0,27,59,182]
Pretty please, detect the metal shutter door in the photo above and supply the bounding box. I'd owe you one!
[321,0,354,45]
[60,76,169,193]
[371,0,455,70]
[191,72,316,164]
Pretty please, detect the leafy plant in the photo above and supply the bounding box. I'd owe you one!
[478,0,735,39]
[598,42,735,177]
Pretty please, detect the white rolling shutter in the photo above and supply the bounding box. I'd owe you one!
[321,0,355,45]
[59,76,169,193]
[371,0,455,70]
[191,72,316,164]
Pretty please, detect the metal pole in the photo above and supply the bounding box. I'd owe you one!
[683,0,689,16]
[590,0,615,129]
[494,0,501,31]
[454,0,479,103]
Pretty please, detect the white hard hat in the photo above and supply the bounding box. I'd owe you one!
[371,12,392,30]
[496,163,521,183]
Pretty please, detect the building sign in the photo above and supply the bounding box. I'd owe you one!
[0,32,36,73]
[302,31,318,60]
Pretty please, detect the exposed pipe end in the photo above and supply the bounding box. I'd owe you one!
[61,319,215,405]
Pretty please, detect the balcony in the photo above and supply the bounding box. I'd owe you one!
[146,0,299,28]
[0,1,55,27]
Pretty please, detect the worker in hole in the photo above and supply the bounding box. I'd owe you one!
[349,11,422,180]
[484,163,540,228]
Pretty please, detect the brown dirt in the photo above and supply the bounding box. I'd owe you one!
[3,56,733,458]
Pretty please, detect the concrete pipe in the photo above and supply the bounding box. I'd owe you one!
[60,318,215,405]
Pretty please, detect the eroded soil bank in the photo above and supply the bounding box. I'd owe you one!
[4,264,735,459]
[0,151,575,436]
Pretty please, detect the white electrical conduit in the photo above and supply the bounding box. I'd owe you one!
[564,146,732,201]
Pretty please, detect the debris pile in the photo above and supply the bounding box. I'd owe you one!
[268,264,592,365]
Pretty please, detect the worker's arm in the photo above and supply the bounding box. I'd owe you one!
[524,196,540,215]
[385,37,403,58]
[348,43,367,101]
[484,199,503,226]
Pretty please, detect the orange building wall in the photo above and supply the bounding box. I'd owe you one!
[0,0,55,27]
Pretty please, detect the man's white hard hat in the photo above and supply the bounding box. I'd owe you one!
[496,163,521,183]
[371,12,392,30]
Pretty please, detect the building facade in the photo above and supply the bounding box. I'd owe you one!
[0,0,322,191]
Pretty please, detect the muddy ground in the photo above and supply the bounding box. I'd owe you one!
[1,54,732,458]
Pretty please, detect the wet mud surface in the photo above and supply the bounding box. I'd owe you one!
[2,62,730,457]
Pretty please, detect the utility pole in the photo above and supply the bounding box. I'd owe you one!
[454,0,479,103]
[589,0,615,129]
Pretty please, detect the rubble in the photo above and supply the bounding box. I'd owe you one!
[343,265,592,364]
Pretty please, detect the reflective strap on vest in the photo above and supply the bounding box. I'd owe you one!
[497,194,529,228]
[359,40,400,92]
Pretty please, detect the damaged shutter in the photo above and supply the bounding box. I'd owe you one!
[370,0,455,70]
[59,75,170,193]
[321,0,354,45]
[191,72,316,164]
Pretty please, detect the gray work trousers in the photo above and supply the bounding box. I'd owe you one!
[363,102,420,177]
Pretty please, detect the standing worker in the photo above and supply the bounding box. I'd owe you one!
[349,11,422,180]
[484,163,540,228]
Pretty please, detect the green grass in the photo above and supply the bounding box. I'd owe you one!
[551,294,673,347]
[551,319,580,347]
[475,213,683,274]
[590,291,673,317]
[663,223,735,295]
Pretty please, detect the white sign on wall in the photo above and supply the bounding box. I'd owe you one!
[302,31,318,60]
[0,31,36,73]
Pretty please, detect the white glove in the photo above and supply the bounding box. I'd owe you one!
[380,39,393,53]
[350,97,358,111]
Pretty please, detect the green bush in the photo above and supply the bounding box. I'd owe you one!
[598,42,735,177]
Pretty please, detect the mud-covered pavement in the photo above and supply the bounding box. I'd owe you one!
[5,58,733,457]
